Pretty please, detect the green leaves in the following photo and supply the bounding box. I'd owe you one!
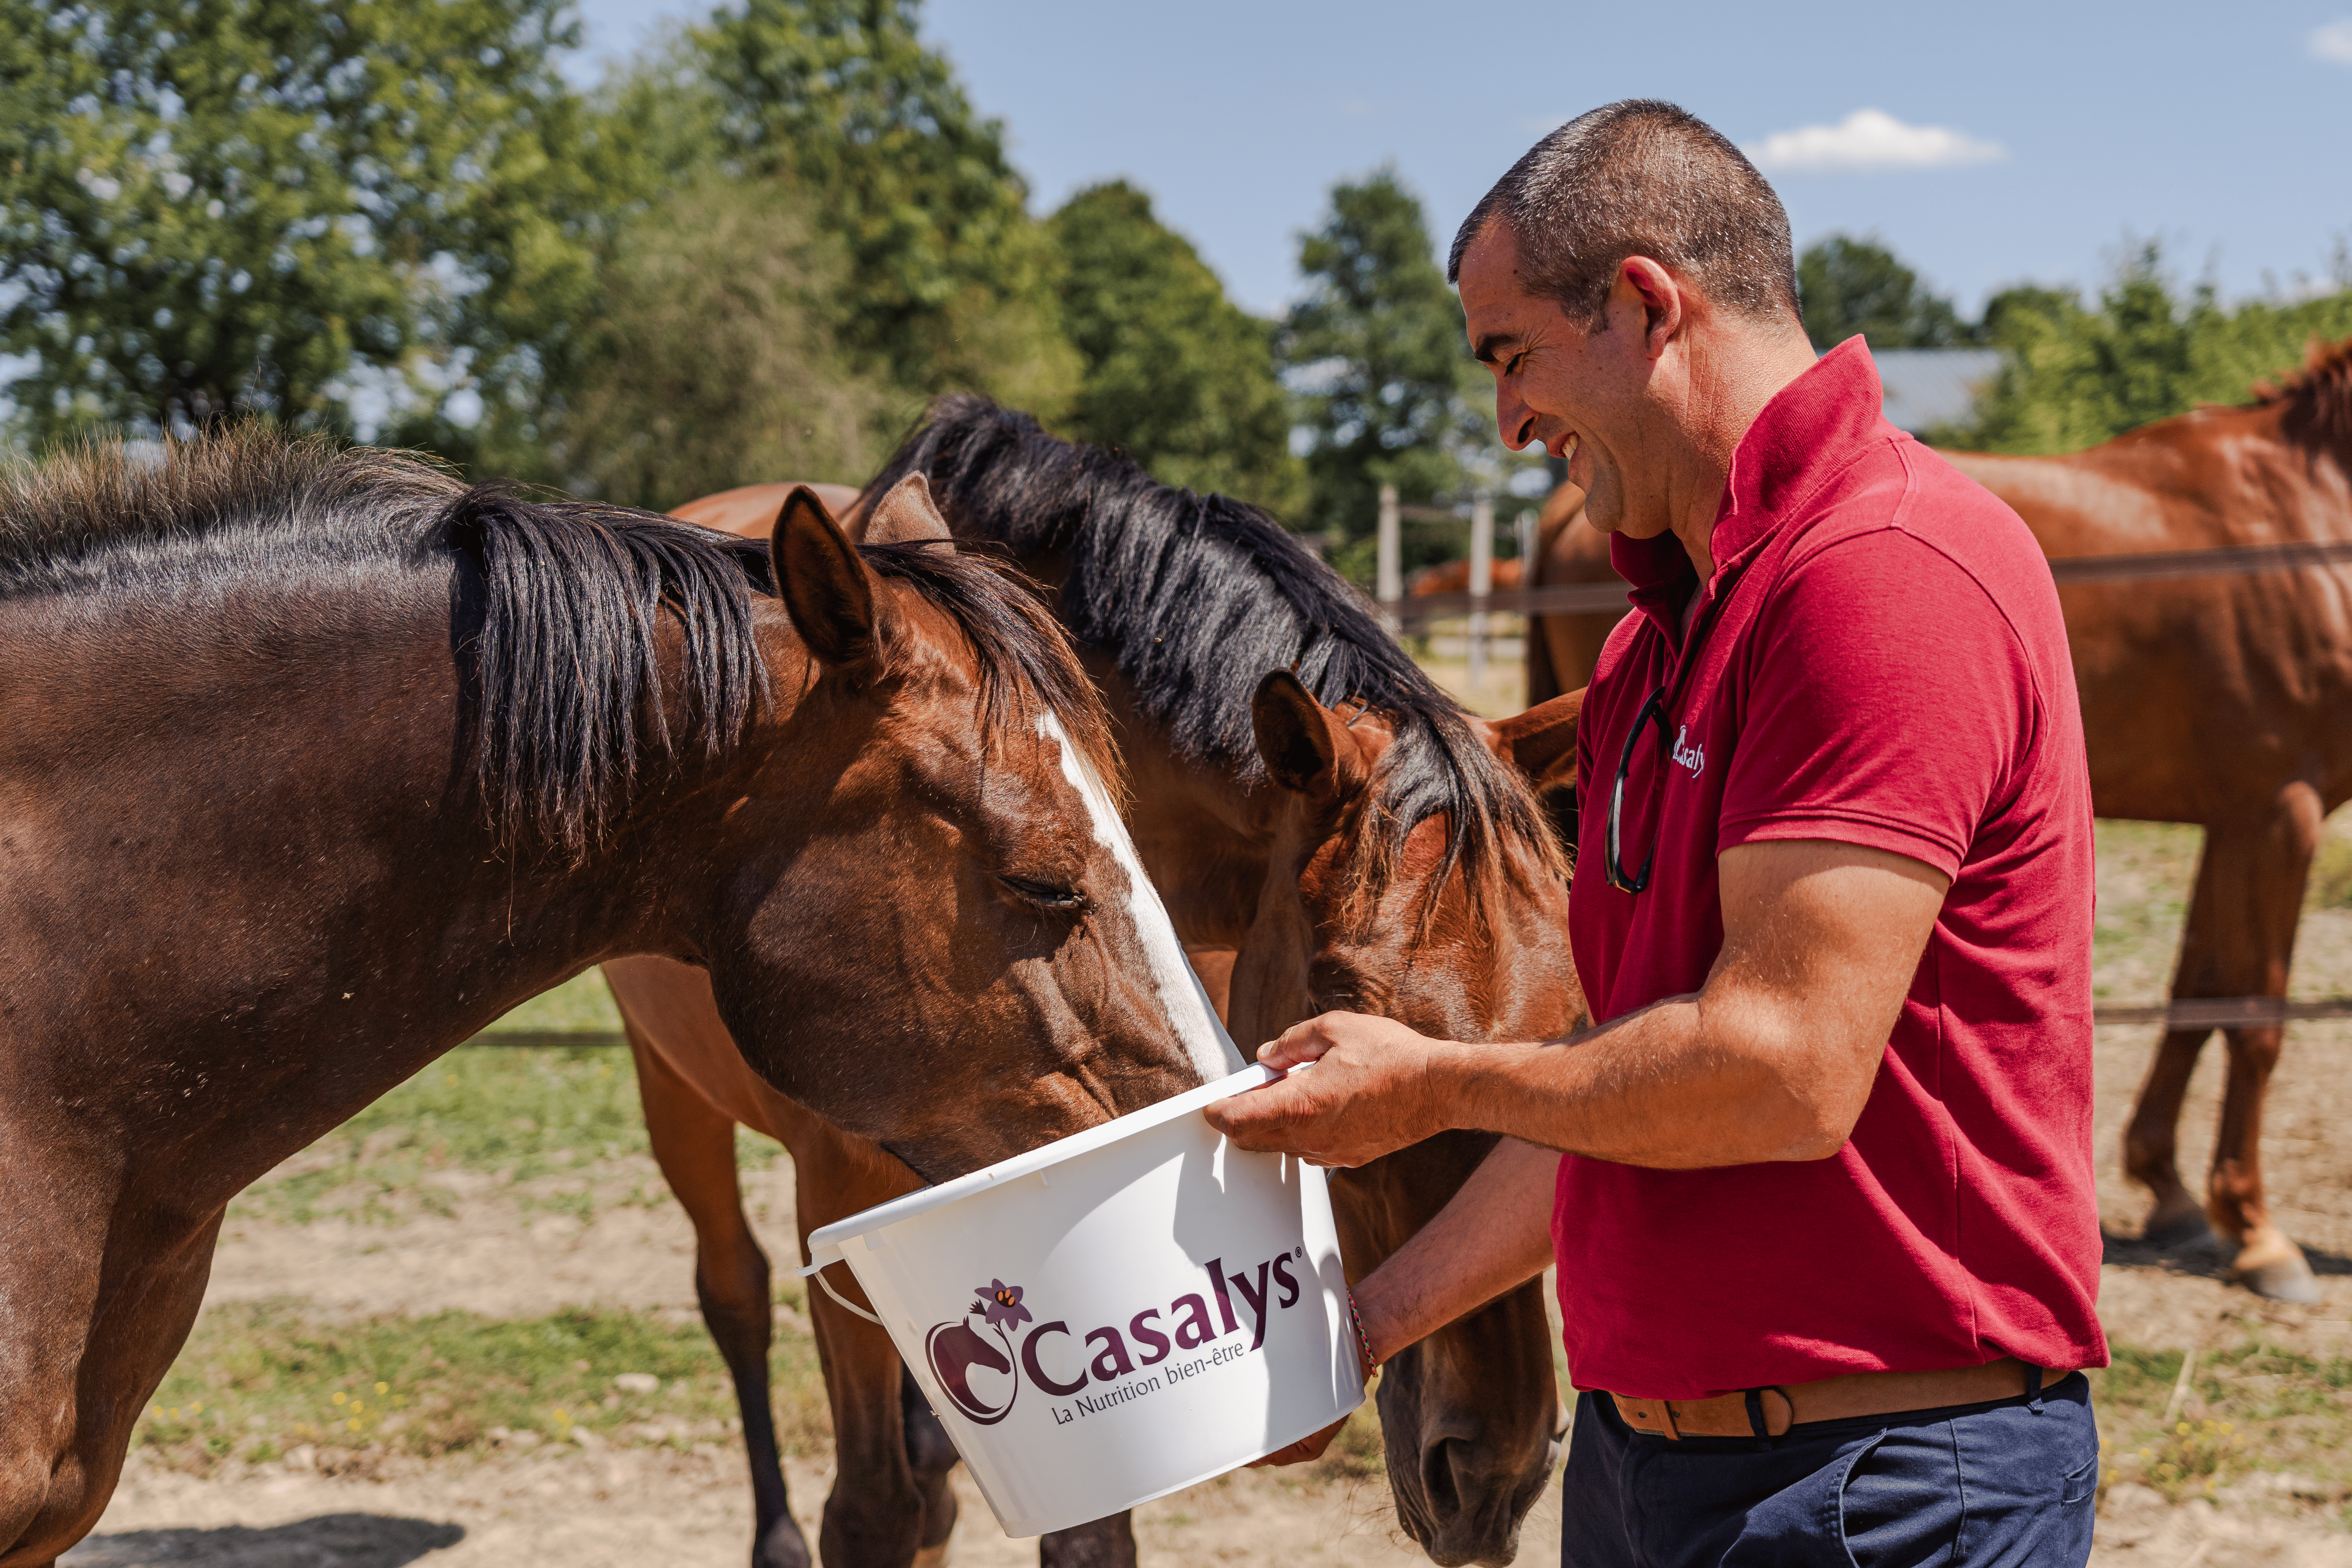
[1797,234,1970,352]
[1279,168,1498,566]
[1958,246,2352,454]
[1047,180,1300,514]
[698,0,1074,418]
[0,0,597,443]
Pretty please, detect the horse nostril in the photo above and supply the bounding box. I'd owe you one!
[1420,1434,1471,1522]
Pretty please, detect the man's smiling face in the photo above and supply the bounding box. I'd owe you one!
[1457,219,1666,543]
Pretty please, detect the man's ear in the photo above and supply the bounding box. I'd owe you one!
[1252,671,1371,804]
[1483,688,1584,859]
[771,485,877,669]
[858,472,953,545]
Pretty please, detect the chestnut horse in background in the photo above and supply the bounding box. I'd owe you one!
[0,438,1235,1568]
[613,397,1586,1568]
[1528,337,2352,1302]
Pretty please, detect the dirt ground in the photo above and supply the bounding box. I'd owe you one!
[60,821,2352,1566]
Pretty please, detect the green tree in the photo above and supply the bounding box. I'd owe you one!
[0,0,599,444]
[697,0,1075,419]
[1958,245,2352,454]
[1046,180,1301,513]
[1797,235,1969,353]
[542,173,882,510]
[1281,168,1487,564]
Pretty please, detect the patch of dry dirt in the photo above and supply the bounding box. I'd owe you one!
[67,1445,1549,1568]
[203,1158,796,1321]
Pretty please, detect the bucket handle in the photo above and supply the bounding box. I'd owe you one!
[800,1255,885,1327]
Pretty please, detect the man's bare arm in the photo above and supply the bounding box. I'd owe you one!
[1204,839,1948,1168]
[1250,1136,1559,1466]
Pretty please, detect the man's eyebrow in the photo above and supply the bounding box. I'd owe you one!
[1471,332,1521,365]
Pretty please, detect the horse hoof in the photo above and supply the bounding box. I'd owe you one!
[752,1517,813,1568]
[2238,1254,2324,1304]
[2142,1209,2221,1254]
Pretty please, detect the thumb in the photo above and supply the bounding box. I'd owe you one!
[1257,1018,1335,1069]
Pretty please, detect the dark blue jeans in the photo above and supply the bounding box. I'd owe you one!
[1560,1373,2099,1567]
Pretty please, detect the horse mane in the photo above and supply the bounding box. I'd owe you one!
[2252,334,2352,465]
[2,426,1117,860]
[859,394,1566,921]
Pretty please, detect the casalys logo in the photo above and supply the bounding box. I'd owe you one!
[925,1246,1310,1428]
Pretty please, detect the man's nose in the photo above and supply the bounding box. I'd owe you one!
[1493,385,1538,451]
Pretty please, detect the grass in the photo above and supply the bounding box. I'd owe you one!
[229,973,778,1227]
[2094,1344,2352,1512]
[475,969,627,1035]
[135,1299,831,1477]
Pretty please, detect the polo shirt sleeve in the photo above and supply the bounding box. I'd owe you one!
[1717,527,2035,879]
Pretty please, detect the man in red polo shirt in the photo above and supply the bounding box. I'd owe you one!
[1207,99,2105,1564]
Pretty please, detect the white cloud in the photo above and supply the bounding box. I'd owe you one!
[1743,108,2006,174]
[2311,19,2352,63]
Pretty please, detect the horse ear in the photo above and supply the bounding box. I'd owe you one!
[1482,688,1583,788]
[1251,671,1369,804]
[1481,688,1585,859]
[859,472,953,545]
[771,485,877,669]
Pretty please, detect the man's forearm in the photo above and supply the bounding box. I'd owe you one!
[1436,993,1841,1169]
[1352,1136,1559,1362]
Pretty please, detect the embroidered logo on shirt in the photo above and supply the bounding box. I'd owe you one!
[1672,724,1706,778]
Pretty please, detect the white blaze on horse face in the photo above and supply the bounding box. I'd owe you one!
[1039,710,1247,1083]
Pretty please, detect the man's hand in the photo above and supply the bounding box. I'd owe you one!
[1203,1012,1446,1167]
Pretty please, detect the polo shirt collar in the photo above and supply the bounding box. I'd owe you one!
[1605,337,1888,635]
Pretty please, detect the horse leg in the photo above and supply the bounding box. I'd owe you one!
[789,1127,936,1568]
[899,1369,959,1568]
[2125,829,2234,1251]
[2206,785,2324,1302]
[1038,1515,1137,1568]
[629,1023,810,1568]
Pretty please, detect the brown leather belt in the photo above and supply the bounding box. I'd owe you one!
[1609,1357,2054,1440]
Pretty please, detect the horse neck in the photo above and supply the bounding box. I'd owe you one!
[0,579,718,1204]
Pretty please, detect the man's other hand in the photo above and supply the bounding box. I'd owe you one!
[1202,1012,1442,1167]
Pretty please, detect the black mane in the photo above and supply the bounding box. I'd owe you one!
[3,427,1112,860]
[860,395,1562,909]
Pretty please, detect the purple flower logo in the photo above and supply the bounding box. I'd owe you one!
[972,1279,1032,1333]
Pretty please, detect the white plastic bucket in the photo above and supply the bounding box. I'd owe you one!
[800,1064,1364,1538]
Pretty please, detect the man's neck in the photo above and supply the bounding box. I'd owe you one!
[1660,321,1821,585]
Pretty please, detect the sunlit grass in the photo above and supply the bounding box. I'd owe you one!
[2094,1344,2352,1507]
[136,1299,830,1477]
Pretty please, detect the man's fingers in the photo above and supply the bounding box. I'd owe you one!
[1257,1014,1342,1068]
[1247,1416,1346,1466]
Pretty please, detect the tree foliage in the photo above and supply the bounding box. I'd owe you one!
[542,174,881,511]
[1281,168,1487,557]
[0,0,598,443]
[1797,234,1968,352]
[697,0,1075,419]
[1046,180,1299,513]
[1956,245,2352,453]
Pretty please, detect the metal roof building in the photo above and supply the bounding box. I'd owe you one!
[1869,348,2005,434]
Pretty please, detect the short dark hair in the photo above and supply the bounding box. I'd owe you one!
[1448,100,1799,328]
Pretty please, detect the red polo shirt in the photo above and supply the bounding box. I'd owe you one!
[1556,340,2107,1400]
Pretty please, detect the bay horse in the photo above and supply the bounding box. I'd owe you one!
[612,397,1586,1568]
[1527,337,2352,1302]
[0,435,1234,1567]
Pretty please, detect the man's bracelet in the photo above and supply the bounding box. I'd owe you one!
[1347,1288,1380,1379]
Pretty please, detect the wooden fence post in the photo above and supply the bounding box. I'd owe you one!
[1469,493,1494,687]
[1377,483,1401,623]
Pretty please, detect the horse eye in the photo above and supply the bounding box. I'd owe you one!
[997,874,1086,912]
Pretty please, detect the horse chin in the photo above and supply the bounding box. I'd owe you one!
[1372,1318,1559,1568]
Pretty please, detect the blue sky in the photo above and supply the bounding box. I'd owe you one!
[569,1,2352,321]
